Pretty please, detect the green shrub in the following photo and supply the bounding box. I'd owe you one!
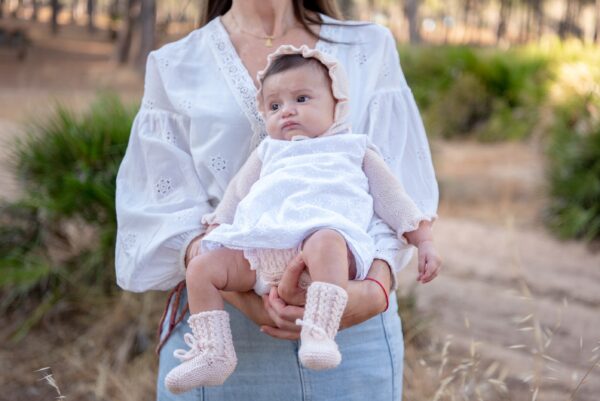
[399,45,550,142]
[426,73,492,139]
[400,42,600,241]
[545,93,600,241]
[1,94,136,339]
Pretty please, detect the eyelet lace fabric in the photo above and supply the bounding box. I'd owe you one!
[208,19,267,147]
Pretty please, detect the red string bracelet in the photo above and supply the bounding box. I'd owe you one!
[365,277,389,312]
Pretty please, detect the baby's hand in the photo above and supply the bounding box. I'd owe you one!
[206,223,220,234]
[416,240,442,283]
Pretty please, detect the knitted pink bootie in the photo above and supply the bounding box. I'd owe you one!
[296,282,348,370]
[165,310,237,394]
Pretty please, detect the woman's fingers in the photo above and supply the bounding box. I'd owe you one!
[263,295,301,331]
[262,293,302,332]
[269,288,304,321]
[277,253,307,305]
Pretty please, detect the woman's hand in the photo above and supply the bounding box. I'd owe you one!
[340,259,392,329]
[184,224,219,267]
[263,256,393,338]
[260,288,304,340]
[258,254,307,339]
[276,253,308,306]
[221,290,274,327]
[220,288,303,340]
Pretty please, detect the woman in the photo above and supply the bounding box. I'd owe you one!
[115,1,439,400]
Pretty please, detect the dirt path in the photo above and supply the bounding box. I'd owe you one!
[398,142,600,400]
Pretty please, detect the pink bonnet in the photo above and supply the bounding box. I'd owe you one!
[255,45,350,125]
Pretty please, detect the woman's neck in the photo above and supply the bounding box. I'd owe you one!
[228,0,296,37]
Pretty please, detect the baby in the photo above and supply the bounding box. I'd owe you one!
[165,45,441,394]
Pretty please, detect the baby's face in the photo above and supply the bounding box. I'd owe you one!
[261,65,335,140]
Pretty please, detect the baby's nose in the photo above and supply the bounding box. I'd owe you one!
[281,103,297,116]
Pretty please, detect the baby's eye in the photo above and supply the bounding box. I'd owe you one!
[297,95,309,103]
[270,103,280,111]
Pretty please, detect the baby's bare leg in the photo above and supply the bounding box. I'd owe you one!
[302,229,350,289]
[297,229,350,370]
[186,248,255,313]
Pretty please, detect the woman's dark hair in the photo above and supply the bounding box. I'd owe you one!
[261,54,329,85]
[199,1,344,42]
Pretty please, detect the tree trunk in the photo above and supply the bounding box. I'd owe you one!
[595,0,600,43]
[532,0,544,40]
[12,0,23,18]
[521,1,533,42]
[51,0,60,34]
[572,0,583,39]
[496,0,512,44]
[70,0,78,23]
[137,0,156,67]
[31,0,39,20]
[108,0,121,40]
[462,0,474,43]
[115,0,140,64]
[404,0,421,44]
[559,0,578,39]
[87,0,95,33]
[136,0,156,69]
[475,2,485,44]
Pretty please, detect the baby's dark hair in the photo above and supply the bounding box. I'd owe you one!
[260,54,330,85]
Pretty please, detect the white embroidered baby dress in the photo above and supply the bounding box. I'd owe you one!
[202,130,375,280]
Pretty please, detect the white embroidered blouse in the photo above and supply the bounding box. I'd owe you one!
[115,15,439,292]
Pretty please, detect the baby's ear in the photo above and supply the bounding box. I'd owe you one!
[258,106,267,118]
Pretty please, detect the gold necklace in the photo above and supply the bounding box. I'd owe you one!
[229,12,289,48]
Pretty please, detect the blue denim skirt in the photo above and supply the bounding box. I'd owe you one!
[157,289,403,401]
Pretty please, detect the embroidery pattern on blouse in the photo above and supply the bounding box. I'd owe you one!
[158,56,170,71]
[120,232,137,253]
[208,19,267,145]
[156,177,174,198]
[142,98,156,111]
[178,99,193,113]
[164,129,177,145]
[353,49,367,66]
[315,20,337,57]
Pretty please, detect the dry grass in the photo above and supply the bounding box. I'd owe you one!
[3,286,596,401]
[400,275,599,401]
[0,292,162,400]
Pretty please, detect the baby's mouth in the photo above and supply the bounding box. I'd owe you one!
[282,122,300,131]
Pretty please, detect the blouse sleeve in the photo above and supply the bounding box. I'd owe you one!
[201,149,262,226]
[115,52,213,292]
[358,28,440,285]
[363,148,436,244]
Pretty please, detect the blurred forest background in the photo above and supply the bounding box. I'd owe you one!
[0,0,599,400]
